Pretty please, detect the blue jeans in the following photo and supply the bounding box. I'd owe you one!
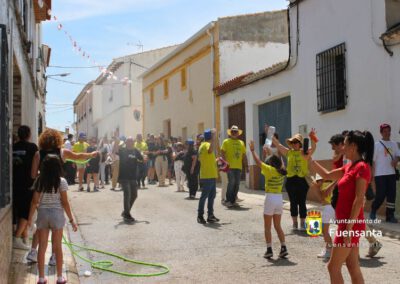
[226,169,242,203]
[198,179,216,216]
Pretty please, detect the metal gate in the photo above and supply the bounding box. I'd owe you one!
[258,96,291,190]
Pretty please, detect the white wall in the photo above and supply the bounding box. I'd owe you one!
[219,40,289,82]
[220,0,400,161]
[92,46,176,139]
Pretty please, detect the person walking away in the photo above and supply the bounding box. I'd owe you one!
[184,139,200,199]
[371,123,399,223]
[197,129,219,224]
[311,130,374,284]
[86,138,100,192]
[272,130,316,230]
[12,125,38,250]
[174,142,186,192]
[249,140,288,259]
[221,125,249,207]
[72,132,89,191]
[154,136,169,187]
[98,137,110,188]
[310,174,336,259]
[134,134,148,188]
[116,137,143,222]
[27,154,78,284]
[63,134,75,185]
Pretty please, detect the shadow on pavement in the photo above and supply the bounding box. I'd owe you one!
[286,230,309,237]
[226,206,251,211]
[359,257,387,268]
[184,197,199,200]
[114,219,150,228]
[264,257,297,266]
[203,222,232,230]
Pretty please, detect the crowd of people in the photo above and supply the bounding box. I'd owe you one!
[11,122,399,284]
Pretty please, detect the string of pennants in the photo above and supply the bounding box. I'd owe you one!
[38,0,132,94]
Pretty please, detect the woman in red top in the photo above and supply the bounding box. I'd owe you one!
[310,130,374,284]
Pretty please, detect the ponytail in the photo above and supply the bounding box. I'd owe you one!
[362,131,374,166]
[345,130,375,166]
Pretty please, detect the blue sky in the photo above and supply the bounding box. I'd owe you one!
[43,0,288,131]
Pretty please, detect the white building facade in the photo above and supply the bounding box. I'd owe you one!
[218,0,400,190]
[90,46,177,139]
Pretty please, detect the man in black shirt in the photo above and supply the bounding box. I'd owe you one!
[117,137,143,222]
[13,125,38,249]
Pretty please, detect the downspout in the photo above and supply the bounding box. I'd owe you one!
[206,23,216,129]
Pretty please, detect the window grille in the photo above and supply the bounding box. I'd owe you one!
[316,43,347,113]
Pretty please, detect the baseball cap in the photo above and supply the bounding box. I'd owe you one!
[78,132,86,139]
[204,129,212,140]
[380,123,391,132]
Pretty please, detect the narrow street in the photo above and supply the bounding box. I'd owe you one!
[67,183,400,284]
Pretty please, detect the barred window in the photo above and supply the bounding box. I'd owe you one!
[316,43,347,113]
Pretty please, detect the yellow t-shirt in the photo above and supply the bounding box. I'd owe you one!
[72,142,89,153]
[286,150,308,177]
[198,142,218,179]
[261,163,285,194]
[134,141,148,152]
[321,182,333,204]
[221,138,246,170]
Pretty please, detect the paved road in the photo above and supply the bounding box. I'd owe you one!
[66,182,400,284]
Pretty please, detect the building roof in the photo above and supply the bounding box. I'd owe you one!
[215,61,288,96]
[213,72,253,96]
[33,0,52,23]
[381,23,400,42]
[73,81,94,106]
[140,22,216,79]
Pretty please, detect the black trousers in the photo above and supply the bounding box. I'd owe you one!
[285,176,309,218]
[64,161,75,185]
[372,174,397,218]
[187,171,199,197]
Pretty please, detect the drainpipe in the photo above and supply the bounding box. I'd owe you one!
[206,23,216,129]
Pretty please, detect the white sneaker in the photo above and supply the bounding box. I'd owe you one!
[13,237,30,250]
[317,248,331,258]
[26,249,38,262]
[48,254,56,266]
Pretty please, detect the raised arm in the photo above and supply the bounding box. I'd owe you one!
[249,140,262,168]
[63,149,97,161]
[309,158,344,181]
[272,135,289,156]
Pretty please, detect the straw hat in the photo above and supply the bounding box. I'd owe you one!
[227,125,243,137]
[286,133,304,147]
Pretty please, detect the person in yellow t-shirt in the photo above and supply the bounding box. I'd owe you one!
[272,129,317,231]
[72,132,89,191]
[221,125,248,207]
[311,174,336,259]
[249,140,288,259]
[134,134,148,188]
[197,129,219,224]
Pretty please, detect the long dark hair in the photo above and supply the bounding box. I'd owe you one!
[265,155,287,176]
[33,154,63,193]
[346,130,374,166]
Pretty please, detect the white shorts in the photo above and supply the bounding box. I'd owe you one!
[322,204,335,224]
[263,194,283,215]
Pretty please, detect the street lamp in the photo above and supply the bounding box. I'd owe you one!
[46,73,71,78]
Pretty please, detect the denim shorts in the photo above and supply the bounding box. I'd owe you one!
[37,208,66,230]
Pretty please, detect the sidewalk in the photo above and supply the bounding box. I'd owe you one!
[234,182,400,240]
[8,227,79,284]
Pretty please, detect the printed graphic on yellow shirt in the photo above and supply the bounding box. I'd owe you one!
[306,210,322,237]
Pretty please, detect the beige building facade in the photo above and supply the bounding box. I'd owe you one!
[142,11,288,141]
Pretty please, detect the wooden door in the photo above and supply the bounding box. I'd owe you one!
[228,102,246,179]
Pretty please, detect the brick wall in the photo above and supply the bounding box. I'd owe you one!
[0,207,12,284]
